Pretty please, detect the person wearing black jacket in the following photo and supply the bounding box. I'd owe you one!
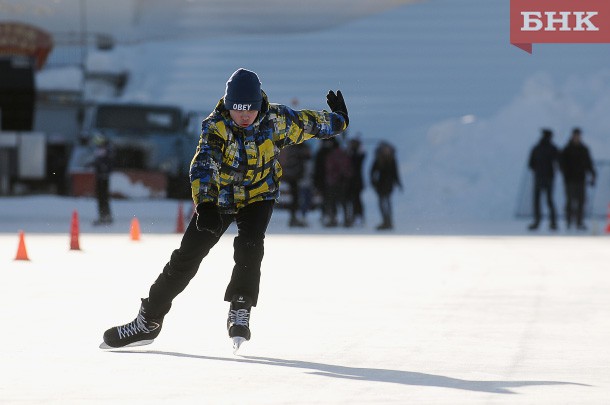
[345,137,366,227]
[91,135,114,225]
[560,127,596,230]
[527,128,560,231]
[279,142,311,227]
[370,141,401,230]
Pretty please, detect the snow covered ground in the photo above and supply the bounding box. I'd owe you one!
[1,197,610,404]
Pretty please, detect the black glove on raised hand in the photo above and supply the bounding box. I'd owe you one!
[326,90,349,126]
[196,203,223,237]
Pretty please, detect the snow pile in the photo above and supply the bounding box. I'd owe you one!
[401,71,610,221]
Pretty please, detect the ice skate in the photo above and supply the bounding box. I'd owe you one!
[232,337,247,354]
[227,294,252,353]
[100,299,164,349]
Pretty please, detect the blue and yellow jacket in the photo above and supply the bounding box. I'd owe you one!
[190,92,347,213]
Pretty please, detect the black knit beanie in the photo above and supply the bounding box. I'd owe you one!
[224,68,262,111]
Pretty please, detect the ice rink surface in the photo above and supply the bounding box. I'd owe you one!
[1,198,609,404]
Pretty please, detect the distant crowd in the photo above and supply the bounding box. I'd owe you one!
[279,132,401,231]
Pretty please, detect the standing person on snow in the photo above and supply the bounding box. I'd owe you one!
[560,127,596,230]
[345,137,366,227]
[90,134,114,225]
[370,141,401,230]
[101,68,349,351]
[323,138,353,227]
[279,142,311,227]
[313,138,335,225]
[527,128,560,231]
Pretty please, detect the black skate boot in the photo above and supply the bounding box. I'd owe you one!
[227,294,252,352]
[100,299,164,349]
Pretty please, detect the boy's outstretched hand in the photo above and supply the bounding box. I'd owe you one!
[326,90,349,126]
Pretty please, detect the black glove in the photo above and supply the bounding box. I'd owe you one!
[326,90,349,126]
[196,203,223,237]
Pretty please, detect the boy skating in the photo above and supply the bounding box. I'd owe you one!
[101,68,348,351]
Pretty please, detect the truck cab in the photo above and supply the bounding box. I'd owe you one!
[68,102,201,199]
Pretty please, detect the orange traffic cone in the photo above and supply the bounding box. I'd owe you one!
[605,203,610,234]
[176,202,185,234]
[70,210,81,250]
[15,231,30,261]
[130,217,141,241]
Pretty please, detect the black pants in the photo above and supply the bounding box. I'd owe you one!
[96,177,111,219]
[564,181,586,226]
[287,179,300,221]
[532,180,556,225]
[146,200,274,318]
[377,192,392,226]
[345,185,363,225]
[324,184,348,225]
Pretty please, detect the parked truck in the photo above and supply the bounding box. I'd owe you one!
[68,102,201,199]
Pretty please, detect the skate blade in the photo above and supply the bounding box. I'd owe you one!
[99,339,154,349]
[232,337,246,354]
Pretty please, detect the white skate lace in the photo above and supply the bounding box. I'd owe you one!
[229,309,250,327]
[117,311,150,339]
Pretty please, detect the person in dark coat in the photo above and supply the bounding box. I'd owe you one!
[370,141,401,230]
[91,134,114,225]
[323,139,353,227]
[527,128,560,230]
[313,138,335,225]
[560,127,596,230]
[279,143,311,227]
[345,137,366,227]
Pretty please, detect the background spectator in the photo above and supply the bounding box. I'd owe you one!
[90,134,114,225]
[527,128,560,231]
[279,143,311,227]
[560,127,596,230]
[370,141,401,230]
[345,137,366,227]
